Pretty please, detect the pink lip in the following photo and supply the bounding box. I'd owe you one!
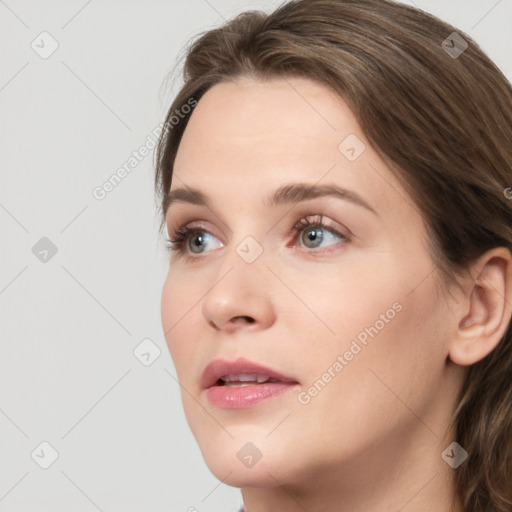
[200,357,300,409]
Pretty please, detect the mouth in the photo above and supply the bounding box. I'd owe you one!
[201,357,300,409]
[215,374,290,387]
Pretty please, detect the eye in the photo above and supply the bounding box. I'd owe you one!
[165,224,222,256]
[290,214,349,251]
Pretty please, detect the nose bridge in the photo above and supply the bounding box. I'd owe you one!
[218,212,268,270]
[200,230,275,331]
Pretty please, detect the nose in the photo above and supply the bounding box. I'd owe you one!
[201,259,277,334]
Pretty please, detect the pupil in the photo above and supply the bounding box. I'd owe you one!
[190,234,204,253]
[304,228,323,247]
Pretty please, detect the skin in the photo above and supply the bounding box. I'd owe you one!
[160,75,512,512]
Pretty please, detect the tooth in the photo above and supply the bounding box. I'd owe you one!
[222,374,262,382]
[219,374,273,384]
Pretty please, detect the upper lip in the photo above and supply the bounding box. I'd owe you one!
[200,357,299,389]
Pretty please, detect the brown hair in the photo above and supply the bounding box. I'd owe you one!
[154,0,512,509]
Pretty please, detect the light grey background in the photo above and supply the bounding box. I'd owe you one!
[1,1,510,511]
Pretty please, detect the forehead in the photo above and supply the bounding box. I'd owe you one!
[176,76,360,162]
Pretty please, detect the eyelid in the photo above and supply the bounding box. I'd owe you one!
[167,219,219,240]
[289,214,350,239]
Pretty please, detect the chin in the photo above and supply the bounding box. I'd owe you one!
[201,450,288,488]
[188,424,294,487]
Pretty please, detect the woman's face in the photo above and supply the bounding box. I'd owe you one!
[161,76,459,489]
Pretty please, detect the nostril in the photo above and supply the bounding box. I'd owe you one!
[208,319,219,330]
[235,316,255,323]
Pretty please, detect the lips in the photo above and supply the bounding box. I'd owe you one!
[200,357,299,389]
[201,357,301,409]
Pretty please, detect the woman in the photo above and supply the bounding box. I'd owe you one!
[155,0,512,510]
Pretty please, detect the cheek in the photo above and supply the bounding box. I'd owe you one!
[161,272,199,370]
[307,277,447,434]
[161,275,177,345]
[294,254,446,406]
[284,259,405,359]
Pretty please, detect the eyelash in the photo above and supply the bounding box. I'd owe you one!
[165,214,350,258]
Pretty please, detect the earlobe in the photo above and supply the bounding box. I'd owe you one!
[448,248,512,366]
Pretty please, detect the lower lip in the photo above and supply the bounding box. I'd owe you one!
[205,382,300,409]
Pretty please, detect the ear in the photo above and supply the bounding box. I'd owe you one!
[448,247,512,366]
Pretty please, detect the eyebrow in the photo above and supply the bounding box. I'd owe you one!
[164,182,378,217]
